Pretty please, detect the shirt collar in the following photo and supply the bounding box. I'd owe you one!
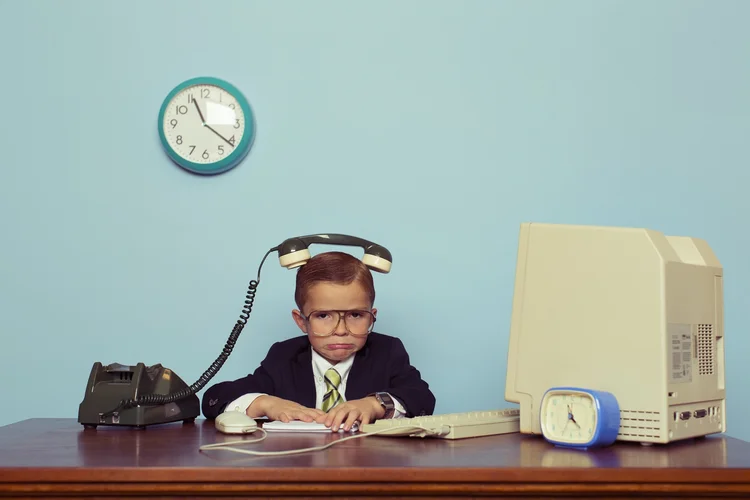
[311,346,355,381]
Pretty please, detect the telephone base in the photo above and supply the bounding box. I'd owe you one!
[77,362,200,429]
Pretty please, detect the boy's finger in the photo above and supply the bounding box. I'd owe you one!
[343,411,359,431]
[325,408,341,427]
[333,408,352,431]
[295,411,314,422]
[300,409,315,418]
[329,411,344,430]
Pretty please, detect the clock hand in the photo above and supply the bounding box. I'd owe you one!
[567,405,580,428]
[204,123,236,148]
[192,98,207,124]
[192,99,235,148]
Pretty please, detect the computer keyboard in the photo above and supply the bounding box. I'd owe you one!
[359,408,520,440]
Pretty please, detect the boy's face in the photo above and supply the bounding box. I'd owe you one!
[292,281,377,364]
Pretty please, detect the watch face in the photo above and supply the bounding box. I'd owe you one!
[158,77,255,175]
[541,390,598,445]
[372,392,394,417]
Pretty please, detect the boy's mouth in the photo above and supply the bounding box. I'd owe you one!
[326,343,354,350]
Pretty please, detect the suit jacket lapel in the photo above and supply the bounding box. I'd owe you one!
[346,340,371,400]
[292,346,316,408]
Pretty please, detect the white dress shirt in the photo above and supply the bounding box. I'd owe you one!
[223,347,407,418]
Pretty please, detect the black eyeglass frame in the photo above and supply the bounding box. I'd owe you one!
[301,309,377,337]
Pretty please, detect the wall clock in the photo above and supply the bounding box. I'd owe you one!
[157,76,255,175]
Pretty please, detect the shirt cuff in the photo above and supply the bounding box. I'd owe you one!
[387,392,407,419]
[224,393,266,415]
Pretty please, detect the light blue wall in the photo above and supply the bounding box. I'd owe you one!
[1,0,748,441]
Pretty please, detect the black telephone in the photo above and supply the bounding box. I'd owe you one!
[77,234,392,429]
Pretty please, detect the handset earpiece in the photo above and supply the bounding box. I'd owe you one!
[359,244,391,273]
[277,233,392,273]
[277,237,312,270]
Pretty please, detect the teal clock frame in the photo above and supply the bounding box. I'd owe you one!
[157,76,255,175]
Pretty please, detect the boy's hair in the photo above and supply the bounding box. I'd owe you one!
[294,251,375,312]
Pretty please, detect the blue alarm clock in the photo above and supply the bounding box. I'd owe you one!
[157,76,255,175]
[540,387,620,449]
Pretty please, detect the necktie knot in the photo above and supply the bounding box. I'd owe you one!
[324,368,341,388]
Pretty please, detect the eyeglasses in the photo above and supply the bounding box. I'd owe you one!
[301,309,376,337]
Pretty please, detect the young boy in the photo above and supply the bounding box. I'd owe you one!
[201,251,436,432]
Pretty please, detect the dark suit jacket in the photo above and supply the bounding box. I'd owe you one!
[201,332,436,420]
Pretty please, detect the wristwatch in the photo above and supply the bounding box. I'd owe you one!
[369,392,395,419]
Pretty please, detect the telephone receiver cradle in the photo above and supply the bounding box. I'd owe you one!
[77,233,392,429]
[78,362,199,429]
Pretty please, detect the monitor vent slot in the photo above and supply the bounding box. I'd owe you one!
[697,324,714,375]
[618,410,661,439]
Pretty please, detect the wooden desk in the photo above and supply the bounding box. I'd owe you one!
[1,418,749,498]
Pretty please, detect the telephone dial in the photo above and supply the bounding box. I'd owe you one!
[77,234,392,429]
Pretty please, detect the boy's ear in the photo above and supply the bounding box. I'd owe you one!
[371,307,378,318]
[292,309,308,333]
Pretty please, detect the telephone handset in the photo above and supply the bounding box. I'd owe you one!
[77,233,392,429]
[277,234,392,273]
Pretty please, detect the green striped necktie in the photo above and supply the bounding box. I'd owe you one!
[321,367,342,412]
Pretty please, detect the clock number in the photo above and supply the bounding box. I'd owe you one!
[202,149,209,159]
[170,119,178,129]
[229,103,235,109]
[187,94,194,103]
[176,105,188,115]
[176,135,183,145]
[189,146,196,155]
[202,88,210,98]
[228,135,236,146]
[234,119,240,129]
[218,145,224,156]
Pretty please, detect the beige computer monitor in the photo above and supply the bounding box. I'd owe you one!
[504,222,726,445]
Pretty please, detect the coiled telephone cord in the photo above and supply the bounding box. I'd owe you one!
[102,247,276,417]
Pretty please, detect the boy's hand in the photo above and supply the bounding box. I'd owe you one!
[316,397,385,431]
[248,395,325,423]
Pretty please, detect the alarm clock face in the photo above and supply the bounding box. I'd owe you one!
[158,77,254,175]
[541,390,598,445]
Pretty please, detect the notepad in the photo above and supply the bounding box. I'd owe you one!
[262,421,359,433]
